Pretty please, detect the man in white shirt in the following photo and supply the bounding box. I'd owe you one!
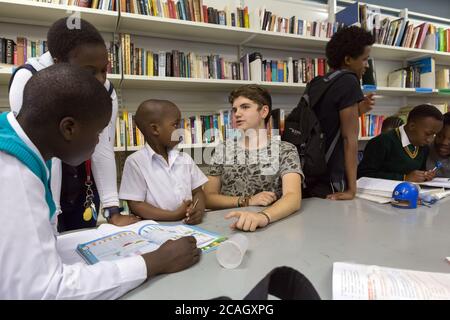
[119,100,208,224]
[0,64,200,299]
[8,17,138,230]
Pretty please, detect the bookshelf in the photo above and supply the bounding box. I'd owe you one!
[0,0,118,32]
[1,0,450,151]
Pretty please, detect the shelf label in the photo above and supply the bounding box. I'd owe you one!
[415,87,433,93]
[362,85,377,92]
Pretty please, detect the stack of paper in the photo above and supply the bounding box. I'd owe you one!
[333,262,450,300]
[356,177,402,202]
[356,177,450,204]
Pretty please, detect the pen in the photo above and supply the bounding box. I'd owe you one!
[432,161,443,172]
[192,198,199,210]
[184,198,199,223]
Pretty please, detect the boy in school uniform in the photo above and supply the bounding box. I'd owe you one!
[0,65,200,299]
[358,104,444,182]
[8,17,138,230]
[119,100,208,224]
[426,112,450,177]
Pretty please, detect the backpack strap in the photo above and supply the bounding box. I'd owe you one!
[311,69,357,163]
[107,81,114,97]
[8,64,37,93]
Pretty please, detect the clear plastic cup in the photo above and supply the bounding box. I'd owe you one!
[216,234,249,269]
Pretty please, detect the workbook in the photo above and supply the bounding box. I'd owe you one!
[333,262,450,300]
[57,220,226,265]
[419,177,450,189]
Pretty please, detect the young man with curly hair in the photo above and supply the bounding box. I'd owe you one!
[303,26,375,200]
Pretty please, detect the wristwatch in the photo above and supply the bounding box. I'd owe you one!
[102,207,123,221]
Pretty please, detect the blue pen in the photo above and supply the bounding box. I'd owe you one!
[432,161,443,172]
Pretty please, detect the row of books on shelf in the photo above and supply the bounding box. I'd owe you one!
[114,108,286,148]
[0,36,121,75]
[0,37,48,66]
[31,0,116,10]
[358,114,384,138]
[119,35,329,83]
[258,8,344,38]
[385,56,450,90]
[245,52,328,83]
[336,2,450,52]
[120,0,251,28]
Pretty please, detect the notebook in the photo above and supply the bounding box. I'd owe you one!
[57,220,226,265]
[333,262,450,300]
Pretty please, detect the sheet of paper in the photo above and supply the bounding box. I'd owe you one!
[419,177,450,189]
[356,193,391,204]
[357,177,403,193]
[333,262,450,300]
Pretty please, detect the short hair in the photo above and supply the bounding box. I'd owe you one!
[443,112,450,127]
[326,26,375,69]
[47,18,105,62]
[21,63,112,126]
[407,104,444,123]
[381,116,404,132]
[228,85,272,124]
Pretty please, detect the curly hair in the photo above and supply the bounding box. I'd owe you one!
[47,18,106,62]
[326,26,375,69]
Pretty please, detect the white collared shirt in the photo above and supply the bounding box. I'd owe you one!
[0,113,147,299]
[398,124,413,148]
[9,51,120,210]
[119,144,208,211]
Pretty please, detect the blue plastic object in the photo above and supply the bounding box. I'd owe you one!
[391,182,419,209]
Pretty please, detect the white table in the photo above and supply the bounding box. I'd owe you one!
[122,197,450,300]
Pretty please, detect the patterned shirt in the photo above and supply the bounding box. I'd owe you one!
[207,138,303,198]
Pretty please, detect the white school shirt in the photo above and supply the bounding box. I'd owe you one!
[0,112,147,299]
[9,51,120,211]
[119,144,208,211]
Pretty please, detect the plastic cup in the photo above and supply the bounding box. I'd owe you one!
[216,234,249,269]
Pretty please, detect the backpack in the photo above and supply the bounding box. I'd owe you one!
[281,70,357,187]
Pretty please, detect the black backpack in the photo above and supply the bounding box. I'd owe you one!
[282,70,357,186]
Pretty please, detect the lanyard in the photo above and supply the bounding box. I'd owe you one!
[85,159,92,185]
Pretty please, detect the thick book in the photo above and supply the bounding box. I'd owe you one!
[68,220,227,265]
[333,262,450,300]
[335,2,360,27]
[362,58,376,86]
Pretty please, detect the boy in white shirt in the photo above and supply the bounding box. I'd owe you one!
[0,64,199,299]
[120,100,208,224]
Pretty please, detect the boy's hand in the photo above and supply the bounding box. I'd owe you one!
[225,211,269,232]
[142,236,201,277]
[173,200,192,219]
[358,93,375,115]
[405,170,427,182]
[326,190,355,201]
[184,203,204,225]
[109,213,141,226]
[424,170,436,181]
[249,191,277,206]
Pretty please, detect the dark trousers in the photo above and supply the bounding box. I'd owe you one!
[57,162,100,233]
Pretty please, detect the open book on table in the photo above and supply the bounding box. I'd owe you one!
[56,220,227,265]
[333,262,450,300]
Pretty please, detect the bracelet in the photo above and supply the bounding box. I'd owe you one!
[259,211,271,225]
[238,196,250,207]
